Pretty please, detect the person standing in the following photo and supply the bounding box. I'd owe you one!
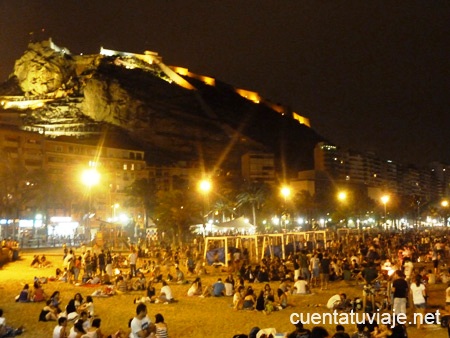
[320,252,331,290]
[310,253,320,288]
[98,250,106,276]
[410,274,427,329]
[402,257,414,284]
[299,250,311,282]
[392,270,408,316]
[293,257,300,282]
[129,250,138,277]
[105,251,113,277]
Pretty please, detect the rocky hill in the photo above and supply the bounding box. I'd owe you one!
[0,39,325,175]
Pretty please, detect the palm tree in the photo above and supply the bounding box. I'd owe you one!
[30,170,77,237]
[0,153,32,238]
[154,189,200,245]
[236,181,269,226]
[211,199,237,223]
[124,178,157,228]
[293,190,317,226]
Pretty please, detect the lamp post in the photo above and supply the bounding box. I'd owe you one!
[112,203,119,220]
[381,195,389,227]
[81,168,100,242]
[198,179,212,237]
[442,199,449,227]
[280,186,291,231]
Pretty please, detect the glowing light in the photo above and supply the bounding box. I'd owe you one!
[338,191,347,202]
[280,186,291,199]
[198,180,212,193]
[81,168,100,187]
[50,216,72,222]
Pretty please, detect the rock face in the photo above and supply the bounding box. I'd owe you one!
[0,40,325,173]
[13,40,76,95]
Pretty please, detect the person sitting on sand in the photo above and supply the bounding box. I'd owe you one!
[30,255,40,268]
[233,286,245,310]
[242,287,256,310]
[67,319,86,338]
[39,300,58,322]
[32,281,48,302]
[16,284,31,303]
[0,308,24,337]
[187,278,202,297]
[155,281,174,304]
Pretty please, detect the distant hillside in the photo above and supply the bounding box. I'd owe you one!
[0,39,325,175]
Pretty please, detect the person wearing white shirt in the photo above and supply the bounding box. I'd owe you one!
[410,275,427,330]
[402,257,414,283]
[293,276,310,294]
[53,317,68,338]
[129,303,154,338]
[326,293,346,310]
[156,281,173,303]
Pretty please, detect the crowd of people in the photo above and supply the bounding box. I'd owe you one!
[5,228,450,337]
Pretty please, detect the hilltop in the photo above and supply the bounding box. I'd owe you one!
[0,39,324,175]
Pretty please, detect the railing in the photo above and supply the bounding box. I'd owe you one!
[18,237,84,249]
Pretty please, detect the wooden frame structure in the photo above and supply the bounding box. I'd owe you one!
[261,234,286,260]
[203,236,229,266]
[203,231,332,265]
[203,235,259,267]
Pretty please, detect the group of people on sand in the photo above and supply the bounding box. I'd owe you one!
[184,273,293,314]
[10,228,450,337]
[15,280,48,303]
[30,254,52,268]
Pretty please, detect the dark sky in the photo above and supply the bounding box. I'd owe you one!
[1,1,449,166]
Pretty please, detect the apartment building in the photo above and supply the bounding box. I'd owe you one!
[312,141,443,202]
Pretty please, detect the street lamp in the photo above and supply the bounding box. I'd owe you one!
[81,168,100,242]
[280,186,291,231]
[337,191,348,228]
[381,195,389,224]
[338,191,347,203]
[280,186,291,202]
[198,179,212,237]
[112,203,119,220]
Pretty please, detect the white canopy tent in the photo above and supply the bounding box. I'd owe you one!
[191,217,256,236]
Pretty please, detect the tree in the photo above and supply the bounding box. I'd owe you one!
[124,178,157,228]
[0,153,34,238]
[236,181,270,227]
[293,190,317,226]
[20,170,67,237]
[154,189,200,245]
[211,198,237,223]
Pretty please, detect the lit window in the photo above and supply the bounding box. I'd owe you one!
[123,164,127,170]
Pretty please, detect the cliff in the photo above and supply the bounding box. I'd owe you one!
[0,40,325,174]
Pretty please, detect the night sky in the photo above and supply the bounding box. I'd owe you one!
[1,1,449,166]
